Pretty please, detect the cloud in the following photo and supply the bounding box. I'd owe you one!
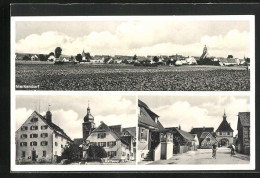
[15,21,251,58]
[141,96,250,135]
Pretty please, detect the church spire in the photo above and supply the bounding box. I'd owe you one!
[223,109,227,121]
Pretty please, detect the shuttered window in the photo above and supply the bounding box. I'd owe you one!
[140,128,148,141]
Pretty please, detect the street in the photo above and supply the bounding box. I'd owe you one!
[148,147,250,165]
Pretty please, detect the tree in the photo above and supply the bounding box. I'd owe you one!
[153,56,159,63]
[87,145,107,161]
[76,54,82,62]
[227,55,233,59]
[133,54,137,60]
[55,47,62,58]
[49,52,54,56]
[62,143,82,161]
[85,52,92,60]
[23,55,30,61]
[39,54,47,61]
[245,57,250,63]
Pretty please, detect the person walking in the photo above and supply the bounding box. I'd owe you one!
[212,143,217,159]
[231,144,236,156]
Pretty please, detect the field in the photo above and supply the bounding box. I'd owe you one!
[15,62,250,91]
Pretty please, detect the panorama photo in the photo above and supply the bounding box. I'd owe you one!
[14,16,252,91]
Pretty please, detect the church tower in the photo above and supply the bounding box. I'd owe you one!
[82,103,95,140]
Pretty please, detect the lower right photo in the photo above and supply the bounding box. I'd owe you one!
[137,95,251,165]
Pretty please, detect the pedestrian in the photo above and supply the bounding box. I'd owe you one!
[231,144,236,156]
[212,143,217,159]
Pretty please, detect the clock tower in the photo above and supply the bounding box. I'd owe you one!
[82,103,95,139]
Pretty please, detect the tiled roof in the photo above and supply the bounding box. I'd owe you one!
[200,132,210,139]
[190,127,214,138]
[122,127,136,138]
[238,112,250,127]
[34,111,72,142]
[216,119,234,132]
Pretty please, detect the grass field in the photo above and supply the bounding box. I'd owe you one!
[15,63,250,91]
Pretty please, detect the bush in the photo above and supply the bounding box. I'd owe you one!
[87,145,107,161]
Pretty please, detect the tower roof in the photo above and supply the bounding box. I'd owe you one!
[84,103,94,122]
[216,112,233,132]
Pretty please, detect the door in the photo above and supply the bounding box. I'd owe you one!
[32,151,36,161]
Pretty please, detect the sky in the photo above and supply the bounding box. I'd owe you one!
[139,96,250,135]
[15,19,251,58]
[15,95,136,140]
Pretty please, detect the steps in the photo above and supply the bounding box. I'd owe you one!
[143,150,153,161]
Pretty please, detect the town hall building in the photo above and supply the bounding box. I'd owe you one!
[15,110,72,164]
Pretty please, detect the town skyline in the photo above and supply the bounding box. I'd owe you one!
[15,20,251,58]
[139,96,250,135]
[16,95,136,140]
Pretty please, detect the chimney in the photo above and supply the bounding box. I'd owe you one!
[203,126,205,131]
[179,125,181,130]
[45,110,52,123]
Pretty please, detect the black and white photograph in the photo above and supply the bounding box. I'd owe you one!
[13,95,136,166]
[13,16,253,91]
[138,96,251,165]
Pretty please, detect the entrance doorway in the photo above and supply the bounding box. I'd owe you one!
[220,138,229,147]
[32,151,36,161]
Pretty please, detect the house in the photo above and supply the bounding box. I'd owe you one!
[15,110,72,163]
[138,100,173,162]
[215,111,234,147]
[190,127,214,148]
[236,112,250,155]
[81,104,135,161]
[218,58,237,66]
[86,122,135,162]
[185,57,197,65]
[30,55,38,61]
[199,132,218,149]
[166,126,196,154]
[48,55,55,62]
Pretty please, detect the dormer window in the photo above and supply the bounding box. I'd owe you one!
[31,117,38,122]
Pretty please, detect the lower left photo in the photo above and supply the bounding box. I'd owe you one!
[14,95,136,165]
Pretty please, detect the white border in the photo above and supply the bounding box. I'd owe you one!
[11,15,255,171]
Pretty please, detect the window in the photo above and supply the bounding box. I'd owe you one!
[41,125,48,130]
[30,134,38,138]
[43,151,46,157]
[219,132,222,135]
[61,144,63,148]
[20,142,27,147]
[20,134,27,139]
[41,141,48,146]
[30,117,38,122]
[41,133,48,138]
[99,142,106,147]
[97,133,106,139]
[140,128,147,141]
[30,126,38,130]
[108,151,117,157]
[55,134,58,138]
[206,138,210,142]
[227,132,230,135]
[30,141,37,146]
[22,151,25,158]
[107,141,116,147]
[21,126,28,131]
[55,142,58,146]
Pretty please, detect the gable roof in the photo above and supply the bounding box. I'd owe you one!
[190,127,214,138]
[238,112,250,128]
[216,119,234,132]
[200,132,218,142]
[167,127,194,141]
[19,111,73,142]
[122,127,136,138]
[91,122,131,146]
